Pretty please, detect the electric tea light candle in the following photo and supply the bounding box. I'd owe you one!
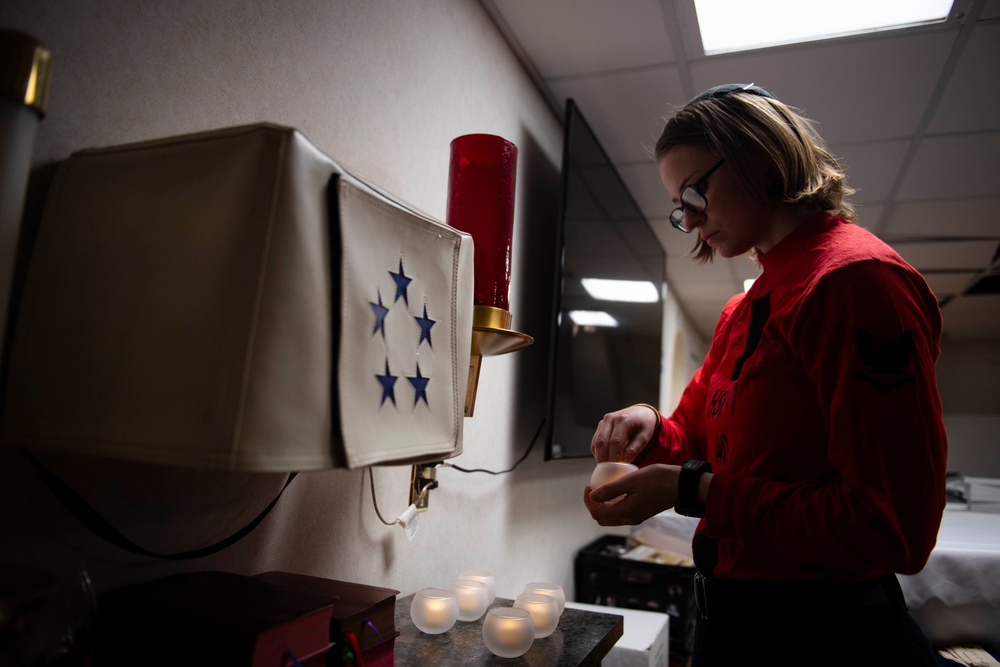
[590,461,638,489]
[410,588,459,634]
[448,578,490,622]
[514,593,559,638]
[482,607,535,658]
[522,582,565,616]
[590,461,638,502]
[458,569,496,604]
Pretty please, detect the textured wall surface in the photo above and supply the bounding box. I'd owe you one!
[0,0,632,621]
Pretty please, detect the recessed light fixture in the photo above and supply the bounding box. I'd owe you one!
[569,310,619,327]
[744,278,756,293]
[581,278,659,303]
[693,0,955,54]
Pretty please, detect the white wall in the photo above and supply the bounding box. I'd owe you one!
[659,286,709,414]
[937,341,1000,477]
[0,0,635,613]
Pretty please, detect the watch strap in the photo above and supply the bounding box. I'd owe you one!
[676,459,712,517]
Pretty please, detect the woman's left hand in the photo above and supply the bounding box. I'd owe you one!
[583,464,681,526]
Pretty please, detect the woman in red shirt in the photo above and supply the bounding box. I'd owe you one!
[584,84,945,666]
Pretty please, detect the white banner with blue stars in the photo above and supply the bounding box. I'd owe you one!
[336,177,473,468]
[0,124,472,472]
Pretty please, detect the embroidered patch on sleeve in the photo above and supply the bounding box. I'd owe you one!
[852,328,917,392]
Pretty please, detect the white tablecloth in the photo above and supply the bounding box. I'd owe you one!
[635,481,1000,648]
[899,484,1000,647]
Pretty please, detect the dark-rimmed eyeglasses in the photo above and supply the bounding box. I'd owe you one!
[669,159,724,233]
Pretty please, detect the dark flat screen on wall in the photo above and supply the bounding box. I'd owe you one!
[544,99,666,460]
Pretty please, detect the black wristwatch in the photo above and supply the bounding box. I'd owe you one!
[676,460,712,518]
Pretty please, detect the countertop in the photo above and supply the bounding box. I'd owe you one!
[393,594,624,666]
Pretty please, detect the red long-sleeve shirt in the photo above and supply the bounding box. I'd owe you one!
[635,214,947,582]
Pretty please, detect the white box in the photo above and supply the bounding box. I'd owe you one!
[565,601,670,667]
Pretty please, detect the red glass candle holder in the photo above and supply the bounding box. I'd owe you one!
[446,134,517,311]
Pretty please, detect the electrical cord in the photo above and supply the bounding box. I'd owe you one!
[368,464,436,525]
[366,417,545,526]
[368,466,397,526]
[368,465,437,526]
[443,417,545,475]
[25,449,297,559]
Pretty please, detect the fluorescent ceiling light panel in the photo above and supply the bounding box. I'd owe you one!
[581,278,659,303]
[693,0,954,54]
[569,310,619,327]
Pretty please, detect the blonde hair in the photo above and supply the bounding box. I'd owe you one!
[655,89,855,262]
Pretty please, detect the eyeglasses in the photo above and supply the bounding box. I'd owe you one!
[669,159,724,233]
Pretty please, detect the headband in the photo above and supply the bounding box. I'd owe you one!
[687,83,776,105]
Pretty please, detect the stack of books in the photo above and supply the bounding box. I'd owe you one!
[95,571,399,666]
[254,571,399,666]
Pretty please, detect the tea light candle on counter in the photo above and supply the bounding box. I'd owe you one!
[522,582,565,616]
[409,588,459,634]
[513,593,559,638]
[448,578,490,622]
[458,569,496,604]
[482,607,534,658]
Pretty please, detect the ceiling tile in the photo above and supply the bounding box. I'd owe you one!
[982,0,1000,20]
[689,30,956,144]
[889,239,998,271]
[882,197,1000,238]
[898,132,1000,200]
[665,261,710,286]
[489,0,674,78]
[831,139,911,204]
[668,255,732,284]
[547,67,685,163]
[940,294,1000,343]
[923,271,979,297]
[651,220,700,258]
[854,203,885,230]
[618,161,668,222]
[927,23,1000,134]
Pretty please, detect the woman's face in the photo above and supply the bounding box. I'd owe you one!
[659,145,780,258]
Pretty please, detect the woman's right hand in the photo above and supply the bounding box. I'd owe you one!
[590,404,659,463]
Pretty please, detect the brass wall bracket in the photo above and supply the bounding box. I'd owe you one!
[409,463,439,512]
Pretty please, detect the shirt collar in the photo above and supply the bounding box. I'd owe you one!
[756,213,840,273]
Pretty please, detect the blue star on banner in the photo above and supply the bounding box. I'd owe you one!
[366,254,438,412]
[390,258,412,305]
[369,290,389,339]
[415,303,436,348]
[407,363,430,407]
[376,358,398,407]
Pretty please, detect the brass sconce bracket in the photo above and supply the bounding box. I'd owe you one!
[466,305,533,416]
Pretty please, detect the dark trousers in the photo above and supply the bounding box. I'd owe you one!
[691,573,937,667]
